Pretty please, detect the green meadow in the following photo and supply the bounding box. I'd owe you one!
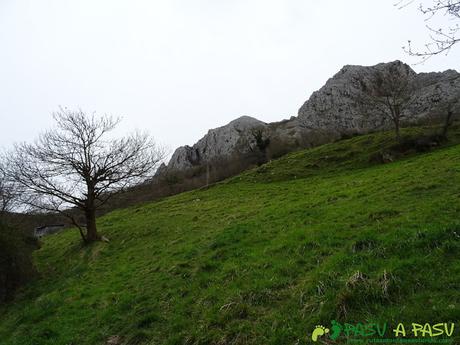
[1,125,460,345]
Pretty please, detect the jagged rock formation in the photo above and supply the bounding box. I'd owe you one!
[165,116,268,172]
[160,60,460,175]
[298,60,460,134]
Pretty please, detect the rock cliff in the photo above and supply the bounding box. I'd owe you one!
[160,61,459,174]
[297,60,460,134]
[166,116,268,171]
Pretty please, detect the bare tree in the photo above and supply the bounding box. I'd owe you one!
[0,159,38,303]
[248,128,271,164]
[4,108,165,243]
[0,162,20,217]
[440,94,460,137]
[429,77,460,138]
[0,172,12,216]
[359,63,416,142]
[398,0,460,61]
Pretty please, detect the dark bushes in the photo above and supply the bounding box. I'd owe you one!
[389,134,444,153]
[0,221,38,303]
[369,133,448,164]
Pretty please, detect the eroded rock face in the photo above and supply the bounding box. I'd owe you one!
[166,116,268,171]
[411,69,460,116]
[160,61,459,174]
[297,60,460,134]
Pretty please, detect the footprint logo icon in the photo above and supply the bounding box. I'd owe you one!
[311,325,329,342]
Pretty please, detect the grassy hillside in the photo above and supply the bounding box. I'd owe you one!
[1,125,460,345]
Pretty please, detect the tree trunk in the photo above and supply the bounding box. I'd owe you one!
[394,118,401,143]
[84,182,100,243]
[84,207,100,243]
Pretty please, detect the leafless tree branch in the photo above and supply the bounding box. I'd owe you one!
[354,62,417,141]
[3,108,166,243]
[399,0,460,62]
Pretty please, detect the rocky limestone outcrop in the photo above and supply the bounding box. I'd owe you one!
[297,60,460,134]
[165,116,269,171]
[159,60,459,175]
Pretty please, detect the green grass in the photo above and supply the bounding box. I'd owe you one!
[1,125,460,345]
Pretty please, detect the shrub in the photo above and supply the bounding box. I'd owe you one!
[0,221,38,302]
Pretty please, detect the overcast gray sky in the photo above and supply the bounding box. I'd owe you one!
[1,0,459,155]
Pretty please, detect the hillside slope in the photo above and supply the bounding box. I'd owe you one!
[1,126,460,345]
